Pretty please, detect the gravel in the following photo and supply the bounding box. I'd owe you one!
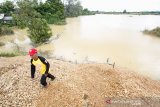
[1,56,160,107]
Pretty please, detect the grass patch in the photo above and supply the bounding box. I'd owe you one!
[143,27,160,37]
[0,52,18,57]
[0,25,14,36]
[54,19,67,25]
[0,51,25,57]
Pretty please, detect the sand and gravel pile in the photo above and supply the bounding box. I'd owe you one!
[1,56,160,107]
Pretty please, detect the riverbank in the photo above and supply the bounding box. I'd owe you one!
[143,27,160,37]
[0,24,65,56]
[1,56,160,107]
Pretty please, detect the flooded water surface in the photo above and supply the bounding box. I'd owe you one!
[1,14,160,79]
[53,15,160,79]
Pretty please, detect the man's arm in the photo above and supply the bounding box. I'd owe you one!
[38,56,50,74]
[31,59,36,78]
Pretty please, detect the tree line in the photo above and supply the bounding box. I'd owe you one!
[0,0,95,44]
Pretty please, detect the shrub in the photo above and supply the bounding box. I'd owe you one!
[0,52,19,57]
[143,27,160,37]
[28,18,52,44]
[54,19,66,25]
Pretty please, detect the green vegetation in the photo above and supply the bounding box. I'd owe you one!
[82,8,96,15]
[35,0,65,24]
[123,9,127,14]
[0,1,15,27]
[13,0,41,29]
[12,0,52,44]
[0,1,14,16]
[0,0,94,44]
[0,1,15,35]
[0,25,14,35]
[65,0,83,17]
[65,0,95,17]
[54,19,67,25]
[143,27,160,37]
[97,11,160,15]
[28,18,52,44]
[0,52,19,57]
[0,49,27,57]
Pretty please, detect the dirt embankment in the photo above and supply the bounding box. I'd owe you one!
[1,56,160,107]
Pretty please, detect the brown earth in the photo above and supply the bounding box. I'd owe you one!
[1,56,160,107]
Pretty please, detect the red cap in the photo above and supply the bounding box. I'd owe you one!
[29,48,37,56]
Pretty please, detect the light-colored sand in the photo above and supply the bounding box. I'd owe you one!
[0,56,160,107]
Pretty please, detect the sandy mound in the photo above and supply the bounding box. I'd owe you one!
[1,56,160,107]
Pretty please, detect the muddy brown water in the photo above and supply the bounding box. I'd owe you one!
[1,15,160,79]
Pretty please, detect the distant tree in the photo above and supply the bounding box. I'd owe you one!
[123,9,127,13]
[65,0,83,17]
[82,8,90,15]
[75,1,83,15]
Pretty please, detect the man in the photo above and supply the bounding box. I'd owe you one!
[29,48,55,87]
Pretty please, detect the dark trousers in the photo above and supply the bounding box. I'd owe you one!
[40,73,55,86]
